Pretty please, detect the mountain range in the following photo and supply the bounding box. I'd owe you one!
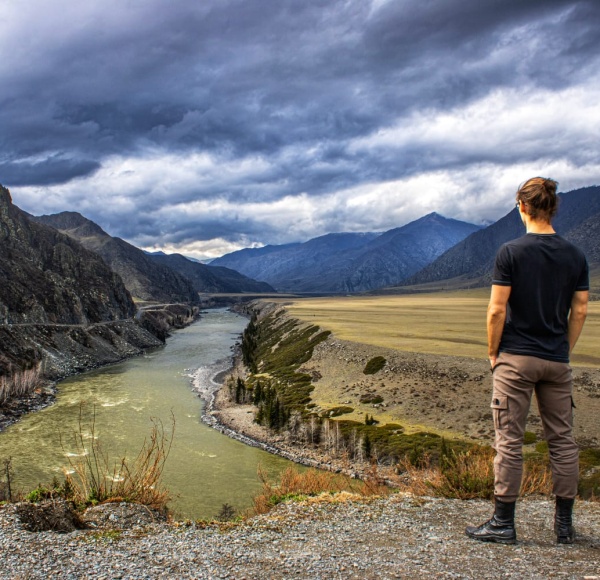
[212,213,482,293]
[2,182,599,315]
[404,185,600,289]
[33,212,274,303]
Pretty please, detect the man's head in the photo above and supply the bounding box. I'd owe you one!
[516,177,558,222]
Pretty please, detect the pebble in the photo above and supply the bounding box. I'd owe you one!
[1,495,600,579]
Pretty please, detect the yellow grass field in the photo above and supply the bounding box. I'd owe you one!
[283,289,600,367]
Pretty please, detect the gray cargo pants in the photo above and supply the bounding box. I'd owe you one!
[491,352,578,501]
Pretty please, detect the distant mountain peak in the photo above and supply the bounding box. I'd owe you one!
[37,211,108,237]
[213,214,480,293]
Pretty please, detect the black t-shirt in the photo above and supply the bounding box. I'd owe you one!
[492,233,589,363]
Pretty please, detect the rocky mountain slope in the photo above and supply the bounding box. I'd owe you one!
[33,212,201,304]
[213,213,480,293]
[35,212,275,299]
[404,185,600,288]
[0,187,135,326]
[148,252,275,294]
[0,185,167,381]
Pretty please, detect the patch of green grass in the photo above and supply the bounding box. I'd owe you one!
[579,446,600,499]
[242,312,331,417]
[320,406,354,418]
[26,485,56,503]
[580,447,600,469]
[363,356,386,375]
[86,529,122,543]
[523,431,537,445]
[334,419,469,464]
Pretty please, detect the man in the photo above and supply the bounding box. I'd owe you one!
[466,177,589,545]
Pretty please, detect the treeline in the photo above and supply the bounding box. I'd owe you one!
[228,378,290,430]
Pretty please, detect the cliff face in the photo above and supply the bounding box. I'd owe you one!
[0,185,136,325]
[33,211,200,305]
[0,185,165,381]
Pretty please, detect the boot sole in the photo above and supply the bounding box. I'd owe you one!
[465,531,517,544]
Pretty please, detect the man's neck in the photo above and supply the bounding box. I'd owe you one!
[525,219,555,234]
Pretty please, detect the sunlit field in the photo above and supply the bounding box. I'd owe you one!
[283,288,600,367]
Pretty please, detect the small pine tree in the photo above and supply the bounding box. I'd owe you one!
[253,381,263,405]
[363,434,372,459]
[216,503,236,521]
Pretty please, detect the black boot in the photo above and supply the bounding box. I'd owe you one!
[465,497,517,544]
[555,497,575,544]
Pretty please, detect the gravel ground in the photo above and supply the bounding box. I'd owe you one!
[2,495,599,579]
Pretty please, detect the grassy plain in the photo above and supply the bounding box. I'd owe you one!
[283,288,600,367]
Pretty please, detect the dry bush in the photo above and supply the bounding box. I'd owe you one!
[62,407,174,512]
[520,456,553,497]
[395,447,552,500]
[250,464,389,516]
[0,363,42,406]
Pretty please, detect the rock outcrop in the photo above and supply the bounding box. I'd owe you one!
[0,185,135,327]
[33,211,200,305]
[0,185,168,380]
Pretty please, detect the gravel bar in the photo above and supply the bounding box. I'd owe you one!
[2,495,600,579]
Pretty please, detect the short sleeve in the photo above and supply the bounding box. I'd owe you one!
[576,256,590,291]
[492,244,512,286]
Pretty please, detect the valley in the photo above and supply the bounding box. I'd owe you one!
[213,293,600,484]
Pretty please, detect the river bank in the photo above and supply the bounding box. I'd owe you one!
[199,300,600,487]
[195,349,355,479]
[0,305,200,434]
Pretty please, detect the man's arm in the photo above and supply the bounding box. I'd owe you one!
[568,290,588,354]
[487,284,511,369]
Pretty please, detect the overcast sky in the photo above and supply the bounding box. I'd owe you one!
[1,0,599,259]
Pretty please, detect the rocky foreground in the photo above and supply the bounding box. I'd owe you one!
[1,494,599,579]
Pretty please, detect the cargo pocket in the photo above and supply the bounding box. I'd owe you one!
[491,395,508,431]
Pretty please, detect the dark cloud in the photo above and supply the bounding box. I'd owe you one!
[1,0,599,257]
[0,157,100,186]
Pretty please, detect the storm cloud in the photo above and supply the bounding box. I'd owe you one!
[1,0,599,258]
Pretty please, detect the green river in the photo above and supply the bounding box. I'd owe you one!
[0,308,294,520]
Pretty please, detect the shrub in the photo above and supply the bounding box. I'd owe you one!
[61,407,174,511]
[0,363,42,407]
[363,356,386,375]
[250,466,389,516]
[216,503,236,521]
[359,394,384,404]
[321,406,354,418]
[396,445,552,500]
